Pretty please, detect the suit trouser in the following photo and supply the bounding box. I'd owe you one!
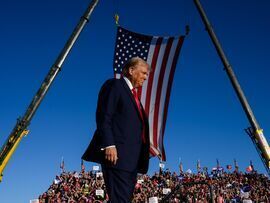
[102,165,137,203]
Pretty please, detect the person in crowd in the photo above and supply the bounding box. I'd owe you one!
[39,168,270,203]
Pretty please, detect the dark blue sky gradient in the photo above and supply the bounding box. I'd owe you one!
[0,0,270,202]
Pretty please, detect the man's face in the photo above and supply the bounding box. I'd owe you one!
[129,62,149,88]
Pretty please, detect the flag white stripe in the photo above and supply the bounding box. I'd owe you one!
[150,146,160,156]
[115,73,121,79]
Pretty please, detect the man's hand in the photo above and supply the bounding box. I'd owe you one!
[105,147,118,165]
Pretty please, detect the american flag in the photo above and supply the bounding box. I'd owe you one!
[113,26,185,161]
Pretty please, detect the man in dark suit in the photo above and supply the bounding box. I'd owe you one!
[82,57,150,202]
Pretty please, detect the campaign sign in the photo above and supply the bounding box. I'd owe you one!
[163,188,171,195]
[159,163,165,169]
[93,165,100,171]
[30,200,39,203]
[149,197,158,203]
[96,172,103,178]
[137,179,144,184]
[95,189,104,197]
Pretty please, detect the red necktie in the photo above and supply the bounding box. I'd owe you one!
[132,88,146,143]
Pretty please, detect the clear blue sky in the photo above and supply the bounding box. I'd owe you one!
[0,0,270,202]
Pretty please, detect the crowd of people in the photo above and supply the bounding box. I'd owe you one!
[38,167,270,202]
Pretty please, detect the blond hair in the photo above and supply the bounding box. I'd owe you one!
[122,57,150,76]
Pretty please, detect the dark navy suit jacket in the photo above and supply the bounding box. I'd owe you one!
[82,78,149,174]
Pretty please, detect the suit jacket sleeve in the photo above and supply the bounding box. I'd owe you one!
[96,79,120,148]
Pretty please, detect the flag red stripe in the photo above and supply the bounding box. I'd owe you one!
[153,38,174,149]
[150,147,156,157]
